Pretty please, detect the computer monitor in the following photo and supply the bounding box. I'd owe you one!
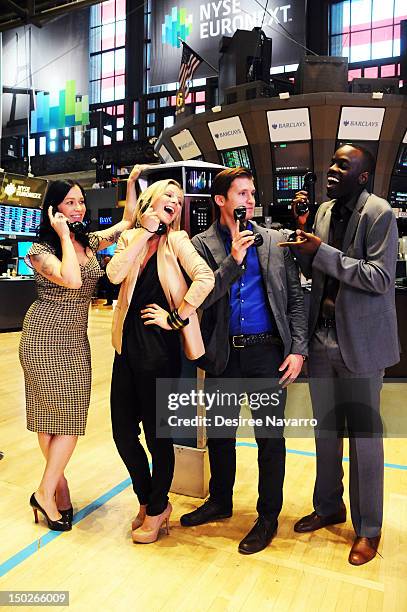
[274,174,305,206]
[394,145,407,175]
[98,243,117,257]
[388,176,407,210]
[272,141,312,173]
[17,241,33,258]
[185,168,221,195]
[17,257,34,276]
[0,205,41,236]
[220,147,253,171]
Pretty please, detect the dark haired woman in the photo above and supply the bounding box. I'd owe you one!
[19,167,145,531]
[107,178,214,544]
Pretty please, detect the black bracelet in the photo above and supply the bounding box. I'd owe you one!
[173,308,189,327]
[139,224,156,234]
[167,308,189,330]
[167,314,178,330]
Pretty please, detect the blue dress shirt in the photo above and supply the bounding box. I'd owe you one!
[218,222,275,336]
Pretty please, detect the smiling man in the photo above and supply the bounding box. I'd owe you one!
[290,144,399,566]
[180,167,308,555]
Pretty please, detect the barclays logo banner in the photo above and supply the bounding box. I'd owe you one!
[171,129,202,160]
[338,107,385,141]
[267,108,311,142]
[158,145,175,163]
[208,116,248,150]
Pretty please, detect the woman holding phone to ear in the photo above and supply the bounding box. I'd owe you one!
[19,168,146,531]
[107,178,214,544]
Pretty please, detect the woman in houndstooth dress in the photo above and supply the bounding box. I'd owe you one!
[19,169,143,530]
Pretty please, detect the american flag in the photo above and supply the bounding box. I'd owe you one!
[178,41,202,98]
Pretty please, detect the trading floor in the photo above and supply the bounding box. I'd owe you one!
[1,307,406,611]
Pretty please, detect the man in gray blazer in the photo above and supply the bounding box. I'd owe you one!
[290,144,399,566]
[180,167,308,554]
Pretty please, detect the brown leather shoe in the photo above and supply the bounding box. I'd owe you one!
[294,509,346,533]
[348,535,381,566]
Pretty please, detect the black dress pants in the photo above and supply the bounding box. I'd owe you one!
[206,342,286,522]
[110,339,179,516]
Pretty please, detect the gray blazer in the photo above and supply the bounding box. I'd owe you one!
[191,221,308,375]
[297,190,399,373]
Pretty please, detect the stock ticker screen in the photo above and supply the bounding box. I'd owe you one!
[0,205,41,236]
[220,147,253,171]
[274,174,305,206]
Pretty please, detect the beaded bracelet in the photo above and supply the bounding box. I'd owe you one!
[167,308,189,330]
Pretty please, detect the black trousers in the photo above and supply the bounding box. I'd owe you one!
[110,340,179,516]
[206,342,287,522]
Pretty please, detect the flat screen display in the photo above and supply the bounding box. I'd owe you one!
[99,243,117,257]
[389,176,407,209]
[396,145,407,174]
[185,169,219,195]
[220,147,253,171]
[18,241,33,258]
[272,142,312,173]
[274,174,305,206]
[17,257,34,276]
[0,205,41,236]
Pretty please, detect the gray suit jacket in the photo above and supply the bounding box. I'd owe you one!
[297,190,399,374]
[191,221,308,375]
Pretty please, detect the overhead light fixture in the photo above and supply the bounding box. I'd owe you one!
[279,92,290,100]
[211,105,222,112]
[372,91,383,99]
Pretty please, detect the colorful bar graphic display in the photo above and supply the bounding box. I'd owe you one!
[31,80,89,133]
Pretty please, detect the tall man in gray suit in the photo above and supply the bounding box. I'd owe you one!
[290,144,399,566]
[180,167,308,554]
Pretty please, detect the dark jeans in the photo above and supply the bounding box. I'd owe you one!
[110,342,178,516]
[206,342,287,522]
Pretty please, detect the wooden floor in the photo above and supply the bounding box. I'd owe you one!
[1,307,406,611]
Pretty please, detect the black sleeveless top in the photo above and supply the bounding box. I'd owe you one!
[123,252,181,375]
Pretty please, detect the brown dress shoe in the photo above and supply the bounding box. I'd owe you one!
[294,509,347,533]
[348,535,381,566]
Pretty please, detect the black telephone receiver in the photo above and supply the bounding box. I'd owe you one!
[51,205,89,235]
[233,206,263,247]
[297,172,317,216]
[155,221,167,236]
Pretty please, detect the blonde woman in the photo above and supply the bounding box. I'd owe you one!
[107,171,214,544]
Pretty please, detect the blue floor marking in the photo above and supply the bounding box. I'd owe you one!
[0,478,131,579]
[1,448,407,578]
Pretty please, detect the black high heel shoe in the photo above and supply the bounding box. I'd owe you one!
[58,506,73,526]
[30,493,71,531]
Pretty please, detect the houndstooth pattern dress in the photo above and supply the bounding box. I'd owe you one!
[19,234,106,436]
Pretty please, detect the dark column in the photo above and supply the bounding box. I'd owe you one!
[306,0,329,56]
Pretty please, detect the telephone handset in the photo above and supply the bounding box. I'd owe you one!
[51,205,89,236]
[141,202,169,236]
[233,206,263,247]
[155,221,167,236]
[297,172,317,215]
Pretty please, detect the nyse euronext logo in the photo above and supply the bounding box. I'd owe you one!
[162,6,193,47]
